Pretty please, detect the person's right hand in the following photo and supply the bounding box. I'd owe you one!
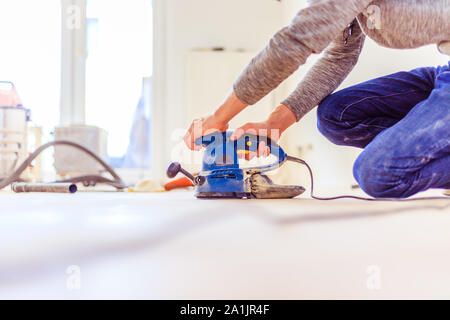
[183,91,248,150]
[183,114,229,150]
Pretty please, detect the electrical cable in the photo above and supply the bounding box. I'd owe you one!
[0,140,127,191]
[286,155,450,202]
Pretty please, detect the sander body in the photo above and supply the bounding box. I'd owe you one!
[167,131,305,199]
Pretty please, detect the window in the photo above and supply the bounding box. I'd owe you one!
[0,0,61,136]
[85,0,153,167]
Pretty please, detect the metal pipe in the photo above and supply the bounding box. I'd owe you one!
[11,182,77,193]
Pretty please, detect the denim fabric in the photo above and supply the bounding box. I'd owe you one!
[317,62,450,198]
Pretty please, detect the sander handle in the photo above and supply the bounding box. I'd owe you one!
[194,131,287,172]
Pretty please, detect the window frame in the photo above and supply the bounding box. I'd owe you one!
[60,0,164,177]
[60,0,87,126]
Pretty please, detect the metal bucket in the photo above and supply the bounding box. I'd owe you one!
[0,106,28,180]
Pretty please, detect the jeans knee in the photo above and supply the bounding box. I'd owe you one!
[353,148,414,199]
[317,92,350,145]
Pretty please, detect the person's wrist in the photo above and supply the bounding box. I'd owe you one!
[267,104,297,134]
[210,112,228,129]
[212,109,229,127]
[213,91,247,125]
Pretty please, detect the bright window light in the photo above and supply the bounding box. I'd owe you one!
[0,0,61,135]
[85,0,153,159]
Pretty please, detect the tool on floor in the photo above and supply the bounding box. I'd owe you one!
[167,131,450,202]
[11,182,77,193]
[164,177,195,191]
[167,131,305,199]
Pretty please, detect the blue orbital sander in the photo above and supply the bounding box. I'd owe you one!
[167,131,305,199]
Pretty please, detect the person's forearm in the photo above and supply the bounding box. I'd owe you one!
[282,20,365,121]
[233,0,372,107]
[213,91,248,124]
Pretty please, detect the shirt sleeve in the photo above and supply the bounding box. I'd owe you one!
[233,0,372,107]
[282,20,366,121]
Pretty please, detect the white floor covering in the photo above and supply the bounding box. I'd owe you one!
[0,189,449,299]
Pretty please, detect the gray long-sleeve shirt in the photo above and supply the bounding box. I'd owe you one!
[233,0,450,121]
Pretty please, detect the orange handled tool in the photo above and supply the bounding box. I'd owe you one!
[164,177,194,191]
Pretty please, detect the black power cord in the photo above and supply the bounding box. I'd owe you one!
[286,155,450,202]
[0,140,127,191]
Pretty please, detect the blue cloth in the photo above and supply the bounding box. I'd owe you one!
[317,62,450,198]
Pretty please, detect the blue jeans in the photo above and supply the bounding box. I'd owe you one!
[317,62,450,198]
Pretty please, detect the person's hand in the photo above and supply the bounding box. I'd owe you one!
[184,91,248,150]
[230,104,297,159]
[184,114,229,150]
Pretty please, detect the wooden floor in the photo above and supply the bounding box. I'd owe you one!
[0,189,449,299]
